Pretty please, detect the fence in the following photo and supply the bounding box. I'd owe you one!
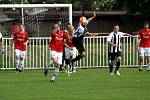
[0,36,139,70]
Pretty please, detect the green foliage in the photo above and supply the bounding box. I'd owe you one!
[90,0,117,11]
[1,0,150,17]
[125,0,150,17]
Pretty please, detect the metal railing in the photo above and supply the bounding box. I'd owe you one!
[0,36,139,69]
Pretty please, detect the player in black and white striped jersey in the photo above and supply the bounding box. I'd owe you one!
[107,24,133,76]
[71,12,97,62]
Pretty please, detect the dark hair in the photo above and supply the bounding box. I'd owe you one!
[114,24,119,27]
[67,23,71,26]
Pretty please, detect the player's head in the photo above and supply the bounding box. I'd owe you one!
[144,21,149,29]
[19,24,25,32]
[113,25,119,33]
[53,23,60,32]
[66,23,72,31]
[79,16,88,26]
[68,25,74,34]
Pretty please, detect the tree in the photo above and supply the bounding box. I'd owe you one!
[126,0,150,17]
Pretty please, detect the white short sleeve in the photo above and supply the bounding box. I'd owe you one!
[78,26,84,34]
[119,32,125,37]
[107,33,113,42]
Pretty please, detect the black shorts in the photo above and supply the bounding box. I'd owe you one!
[108,51,122,60]
[72,37,85,54]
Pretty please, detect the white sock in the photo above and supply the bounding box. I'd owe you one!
[16,59,20,69]
[51,68,59,81]
[19,59,24,70]
[139,64,144,69]
[147,64,150,70]
[49,60,54,67]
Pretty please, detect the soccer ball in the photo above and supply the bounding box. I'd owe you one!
[79,16,88,25]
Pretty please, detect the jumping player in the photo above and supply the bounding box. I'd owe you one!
[71,12,97,63]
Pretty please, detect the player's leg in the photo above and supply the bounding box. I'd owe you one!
[19,51,26,72]
[72,42,85,62]
[50,51,63,81]
[65,47,71,76]
[65,47,71,67]
[44,51,53,76]
[147,56,150,71]
[72,51,85,62]
[145,48,150,71]
[60,48,65,71]
[15,49,21,72]
[115,57,121,75]
[108,52,115,75]
[72,37,85,62]
[114,51,121,75]
[71,47,78,73]
[139,47,145,71]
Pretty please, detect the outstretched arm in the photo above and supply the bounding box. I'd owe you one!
[86,32,97,36]
[124,33,134,37]
[87,12,96,23]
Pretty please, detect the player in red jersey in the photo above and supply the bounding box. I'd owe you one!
[47,23,67,82]
[65,25,77,75]
[138,21,150,71]
[12,24,28,72]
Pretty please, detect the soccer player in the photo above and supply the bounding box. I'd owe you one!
[107,25,133,75]
[65,25,77,74]
[59,23,72,71]
[71,12,97,62]
[48,23,67,82]
[138,21,150,71]
[12,24,28,72]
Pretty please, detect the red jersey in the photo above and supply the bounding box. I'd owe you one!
[139,29,150,47]
[66,33,74,48]
[49,31,66,52]
[13,31,28,51]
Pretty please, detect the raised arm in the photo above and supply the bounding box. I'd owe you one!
[87,12,96,23]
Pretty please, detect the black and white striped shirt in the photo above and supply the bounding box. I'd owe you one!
[107,31,125,53]
[73,25,85,38]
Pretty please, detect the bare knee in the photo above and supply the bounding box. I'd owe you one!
[117,57,121,62]
[81,52,86,58]
[108,60,113,66]
[16,56,20,59]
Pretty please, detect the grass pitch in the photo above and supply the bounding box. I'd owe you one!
[0,68,150,100]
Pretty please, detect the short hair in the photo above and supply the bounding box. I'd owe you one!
[67,23,71,26]
[114,24,119,27]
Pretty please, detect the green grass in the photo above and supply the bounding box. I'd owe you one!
[0,68,150,100]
